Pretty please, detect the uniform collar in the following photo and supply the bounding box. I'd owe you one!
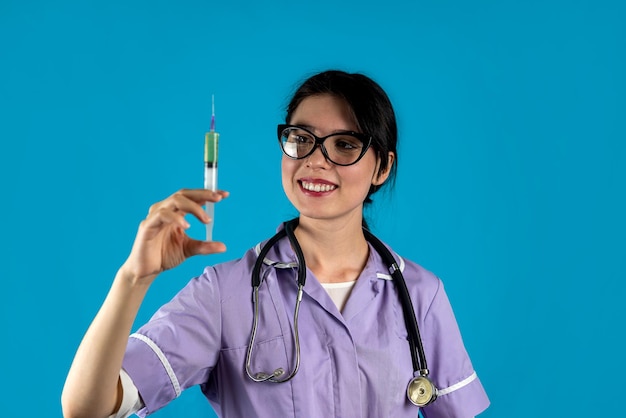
[253,226,406,280]
[253,227,406,322]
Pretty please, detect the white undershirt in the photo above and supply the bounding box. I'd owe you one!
[110,369,143,418]
[321,280,357,312]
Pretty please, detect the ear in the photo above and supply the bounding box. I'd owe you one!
[372,152,395,186]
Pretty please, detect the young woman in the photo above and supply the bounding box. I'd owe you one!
[62,70,490,418]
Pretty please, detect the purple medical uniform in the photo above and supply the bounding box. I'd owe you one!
[122,231,490,417]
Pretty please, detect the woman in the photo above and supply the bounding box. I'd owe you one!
[62,70,490,417]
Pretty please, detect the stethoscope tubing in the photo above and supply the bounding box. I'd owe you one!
[246,218,437,406]
[246,219,305,383]
[362,228,429,375]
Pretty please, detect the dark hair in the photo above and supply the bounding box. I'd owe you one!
[285,70,398,205]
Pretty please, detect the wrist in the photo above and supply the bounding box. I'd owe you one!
[115,265,157,290]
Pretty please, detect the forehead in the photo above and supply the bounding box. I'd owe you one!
[289,94,358,132]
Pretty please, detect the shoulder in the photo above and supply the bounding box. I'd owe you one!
[198,245,259,293]
[400,256,440,288]
[197,233,290,297]
[366,237,443,307]
[206,246,258,276]
[384,243,440,288]
[390,250,445,314]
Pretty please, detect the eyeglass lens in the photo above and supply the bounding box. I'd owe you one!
[280,127,366,165]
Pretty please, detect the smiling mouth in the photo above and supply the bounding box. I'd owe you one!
[300,181,337,192]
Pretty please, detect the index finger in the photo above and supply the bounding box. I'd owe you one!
[165,189,229,223]
[178,188,230,204]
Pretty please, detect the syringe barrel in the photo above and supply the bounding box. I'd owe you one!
[205,131,219,164]
[204,165,218,191]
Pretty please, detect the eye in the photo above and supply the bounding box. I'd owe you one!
[287,129,315,144]
[337,141,357,150]
[294,135,310,144]
[333,136,362,152]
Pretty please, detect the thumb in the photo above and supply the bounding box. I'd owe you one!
[185,239,227,257]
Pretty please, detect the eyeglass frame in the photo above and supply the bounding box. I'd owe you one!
[277,124,373,166]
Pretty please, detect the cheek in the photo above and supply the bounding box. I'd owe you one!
[340,166,375,199]
[352,153,379,185]
[281,157,296,189]
[281,156,291,178]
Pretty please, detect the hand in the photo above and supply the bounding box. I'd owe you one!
[119,189,229,285]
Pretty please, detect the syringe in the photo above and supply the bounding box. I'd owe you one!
[204,95,219,241]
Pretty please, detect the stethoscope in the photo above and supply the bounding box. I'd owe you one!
[245,218,438,407]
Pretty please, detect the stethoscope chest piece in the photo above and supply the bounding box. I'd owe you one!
[407,375,437,407]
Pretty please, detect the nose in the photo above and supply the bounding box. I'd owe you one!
[306,144,331,167]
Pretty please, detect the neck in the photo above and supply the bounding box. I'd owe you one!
[294,213,369,284]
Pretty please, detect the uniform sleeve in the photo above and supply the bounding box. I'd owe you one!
[121,268,222,417]
[420,279,490,418]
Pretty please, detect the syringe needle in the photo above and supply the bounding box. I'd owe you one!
[210,94,215,131]
[204,95,219,241]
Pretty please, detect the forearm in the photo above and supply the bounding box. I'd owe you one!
[62,270,152,418]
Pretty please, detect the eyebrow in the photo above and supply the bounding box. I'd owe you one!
[291,123,361,136]
[293,124,315,131]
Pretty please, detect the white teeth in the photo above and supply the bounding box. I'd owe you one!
[301,181,336,192]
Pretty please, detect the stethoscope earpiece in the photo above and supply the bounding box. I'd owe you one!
[407,375,437,407]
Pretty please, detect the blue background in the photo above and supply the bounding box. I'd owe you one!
[1,0,624,416]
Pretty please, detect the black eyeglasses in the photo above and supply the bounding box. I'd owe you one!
[277,124,372,166]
